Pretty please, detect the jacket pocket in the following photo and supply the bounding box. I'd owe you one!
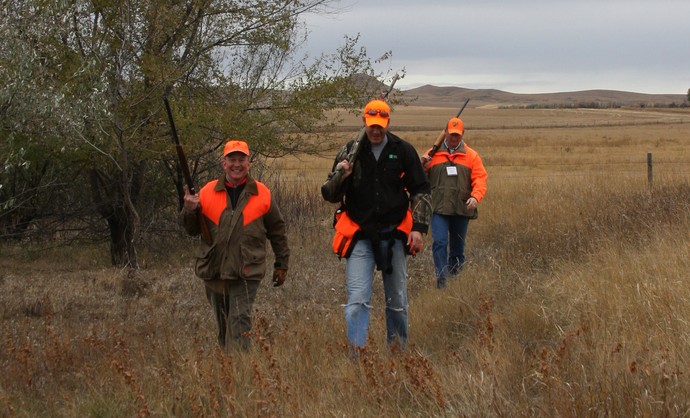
[239,230,267,280]
[195,243,221,280]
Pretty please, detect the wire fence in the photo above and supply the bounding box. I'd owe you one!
[488,153,690,184]
[468,118,690,131]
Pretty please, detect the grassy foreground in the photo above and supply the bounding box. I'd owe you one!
[2,108,690,417]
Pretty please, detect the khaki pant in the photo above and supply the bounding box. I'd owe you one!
[205,279,261,350]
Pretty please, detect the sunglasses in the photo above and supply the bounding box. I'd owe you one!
[365,109,389,118]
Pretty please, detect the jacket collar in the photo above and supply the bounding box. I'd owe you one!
[365,131,401,148]
[213,175,258,194]
[442,140,466,155]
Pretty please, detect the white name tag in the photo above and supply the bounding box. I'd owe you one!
[446,166,458,176]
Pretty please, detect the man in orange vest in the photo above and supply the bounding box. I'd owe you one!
[181,140,290,350]
[421,117,487,288]
[322,99,431,354]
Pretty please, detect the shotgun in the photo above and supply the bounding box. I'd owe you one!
[427,98,470,158]
[321,74,399,200]
[164,96,196,195]
[163,96,211,244]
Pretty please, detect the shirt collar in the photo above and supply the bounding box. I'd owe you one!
[444,139,462,153]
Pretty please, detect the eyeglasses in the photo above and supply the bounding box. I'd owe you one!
[365,109,389,118]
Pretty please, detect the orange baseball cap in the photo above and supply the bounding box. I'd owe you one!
[223,140,250,157]
[447,117,464,135]
[363,99,390,127]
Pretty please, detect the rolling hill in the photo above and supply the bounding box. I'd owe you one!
[396,84,687,108]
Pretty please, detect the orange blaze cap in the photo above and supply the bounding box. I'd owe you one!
[447,117,464,135]
[223,140,250,157]
[363,99,390,127]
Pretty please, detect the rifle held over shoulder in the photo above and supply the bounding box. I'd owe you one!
[321,75,400,200]
[427,98,470,158]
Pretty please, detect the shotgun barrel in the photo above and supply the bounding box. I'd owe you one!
[164,96,211,244]
[164,96,196,195]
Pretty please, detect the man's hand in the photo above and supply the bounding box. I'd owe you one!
[420,154,432,168]
[183,185,200,212]
[272,268,287,287]
[335,159,353,179]
[466,197,478,211]
[406,231,424,255]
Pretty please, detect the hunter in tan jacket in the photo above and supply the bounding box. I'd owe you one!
[181,140,289,350]
[421,117,487,288]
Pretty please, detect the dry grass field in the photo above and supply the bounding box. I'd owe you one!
[273,105,690,183]
[1,106,689,417]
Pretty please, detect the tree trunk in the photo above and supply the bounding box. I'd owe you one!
[89,167,142,268]
[105,205,138,268]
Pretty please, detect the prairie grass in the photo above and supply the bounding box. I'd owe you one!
[1,107,689,416]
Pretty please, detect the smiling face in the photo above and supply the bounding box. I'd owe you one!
[363,120,389,145]
[222,151,250,185]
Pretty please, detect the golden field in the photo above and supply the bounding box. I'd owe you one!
[1,106,689,417]
[274,106,690,183]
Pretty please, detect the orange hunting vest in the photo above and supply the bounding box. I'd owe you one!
[331,209,413,258]
[198,179,271,228]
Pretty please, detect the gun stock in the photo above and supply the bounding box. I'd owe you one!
[428,98,470,158]
[321,75,400,199]
[164,96,211,244]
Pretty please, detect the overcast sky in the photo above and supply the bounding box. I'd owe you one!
[300,0,690,94]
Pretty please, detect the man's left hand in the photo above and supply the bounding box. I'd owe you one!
[407,231,424,255]
[466,197,478,211]
[272,268,287,287]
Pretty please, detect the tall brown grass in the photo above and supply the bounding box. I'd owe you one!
[1,107,689,416]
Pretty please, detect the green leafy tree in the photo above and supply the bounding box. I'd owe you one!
[0,3,95,241]
[1,0,394,267]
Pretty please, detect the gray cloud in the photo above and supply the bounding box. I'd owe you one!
[300,0,690,94]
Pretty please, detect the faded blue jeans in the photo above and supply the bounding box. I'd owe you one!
[431,213,470,288]
[345,235,408,348]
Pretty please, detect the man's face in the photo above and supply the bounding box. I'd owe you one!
[364,120,388,145]
[445,132,463,148]
[222,152,250,184]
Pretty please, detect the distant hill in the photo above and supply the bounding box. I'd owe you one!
[396,84,687,108]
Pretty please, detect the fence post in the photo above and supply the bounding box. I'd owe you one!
[647,152,653,187]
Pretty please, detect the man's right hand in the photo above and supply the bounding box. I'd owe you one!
[183,186,200,212]
[336,159,353,179]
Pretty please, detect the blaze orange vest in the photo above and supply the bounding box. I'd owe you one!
[199,179,271,227]
[332,209,413,258]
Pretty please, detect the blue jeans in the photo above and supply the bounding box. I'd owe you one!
[431,213,469,288]
[345,236,408,348]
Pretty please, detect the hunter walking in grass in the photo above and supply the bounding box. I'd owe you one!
[421,117,487,288]
[322,99,431,354]
[181,140,290,350]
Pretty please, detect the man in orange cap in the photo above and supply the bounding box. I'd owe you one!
[181,139,290,350]
[323,99,431,354]
[421,117,487,288]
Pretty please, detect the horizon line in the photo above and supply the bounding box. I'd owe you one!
[394,83,687,96]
